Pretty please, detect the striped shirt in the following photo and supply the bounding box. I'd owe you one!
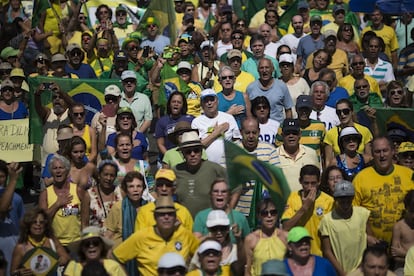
[364,58,395,83]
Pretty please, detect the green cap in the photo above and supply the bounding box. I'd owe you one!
[117,106,133,115]
[287,226,312,243]
[310,15,322,22]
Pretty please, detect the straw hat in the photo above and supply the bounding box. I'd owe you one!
[68,226,114,253]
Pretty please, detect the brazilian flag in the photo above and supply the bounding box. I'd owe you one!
[375,107,414,141]
[28,76,120,145]
[224,140,291,229]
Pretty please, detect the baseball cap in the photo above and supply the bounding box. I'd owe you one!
[154,196,176,213]
[200,89,217,100]
[297,1,309,10]
[66,43,82,53]
[206,210,230,228]
[115,4,126,13]
[333,4,345,14]
[198,240,222,254]
[279,53,294,64]
[324,30,337,40]
[0,47,19,60]
[155,168,176,182]
[261,260,288,276]
[200,40,214,50]
[227,49,242,60]
[387,128,407,141]
[104,84,121,97]
[158,252,186,269]
[121,70,137,80]
[282,119,300,133]
[399,142,414,153]
[287,226,312,243]
[51,53,67,63]
[310,15,322,22]
[145,16,159,27]
[114,50,128,61]
[0,79,14,89]
[296,95,313,109]
[177,61,192,73]
[117,106,133,115]
[333,180,355,197]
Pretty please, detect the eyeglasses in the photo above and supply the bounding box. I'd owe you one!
[336,108,351,116]
[351,61,365,66]
[105,95,118,103]
[212,189,228,194]
[200,249,221,257]
[209,225,230,233]
[400,152,414,159]
[158,267,187,275]
[183,147,202,155]
[390,89,403,96]
[355,84,368,89]
[119,115,132,121]
[255,104,269,110]
[343,135,359,143]
[127,45,139,51]
[260,209,277,217]
[220,75,235,80]
[72,112,85,117]
[82,238,101,247]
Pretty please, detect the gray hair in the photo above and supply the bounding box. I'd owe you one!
[218,66,234,79]
[48,154,71,172]
[310,81,330,97]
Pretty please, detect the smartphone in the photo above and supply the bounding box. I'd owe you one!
[142,46,150,58]
[102,104,116,117]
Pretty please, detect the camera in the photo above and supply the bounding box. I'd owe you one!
[142,46,150,58]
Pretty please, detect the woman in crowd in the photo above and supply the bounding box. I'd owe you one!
[81,160,122,229]
[385,80,411,108]
[104,171,146,276]
[251,96,280,145]
[336,23,360,61]
[324,99,373,167]
[244,198,287,276]
[106,107,148,161]
[234,18,250,49]
[327,127,370,180]
[264,9,281,43]
[302,49,331,87]
[284,226,336,275]
[0,78,28,120]
[11,208,70,276]
[64,226,126,276]
[320,165,346,196]
[155,91,194,155]
[69,103,97,163]
[65,136,96,190]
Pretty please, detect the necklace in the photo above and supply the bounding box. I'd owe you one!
[28,236,47,247]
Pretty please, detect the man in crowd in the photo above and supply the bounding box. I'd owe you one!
[309,81,339,131]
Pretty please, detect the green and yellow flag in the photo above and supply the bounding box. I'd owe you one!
[375,107,414,140]
[224,140,291,229]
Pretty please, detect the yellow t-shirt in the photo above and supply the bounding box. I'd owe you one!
[281,191,334,256]
[353,165,414,243]
[113,225,199,276]
[213,71,256,93]
[305,48,349,81]
[64,259,126,276]
[323,123,373,156]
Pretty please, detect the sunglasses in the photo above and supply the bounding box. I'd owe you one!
[119,115,132,120]
[352,61,365,66]
[82,37,91,43]
[183,147,202,155]
[127,45,139,51]
[221,75,235,80]
[70,50,82,56]
[72,112,85,117]
[156,181,174,187]
[200,249,221,257]
[232,35,243,40]
[280,63,291,68]
[260,209,277,217]
[82,238,101,247]
[335,10,345,15]
[148,24,157,28]
[79,16,87,20]
[1,87,13,92]
[310,21,322,26]
[37,59,45,64]
[221,28,231,32]
[123,78,136,84]
[390,89,403,96]
[116,12,126,16]
[343,135,359,143]
[158,267,187,275]
[105,95,118,103]
[237,23,245,27]
[355,85,368,89]
[400,152,414,159]
[283,130,299,136]
[336,108,351,116]
[343,27,352,32]
[255,104,269,110]
[155,211,176,217]
[209,225,230,233]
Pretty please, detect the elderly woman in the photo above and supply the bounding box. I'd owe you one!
[104,171,146,275]
[81,160,122,229]
[324,99,373,166]
[38,155,84,247]
[245,199,288,276]
[11,208,69,276]
[64,226,126,276]
[385,80,410,108]
[328,127,371,180]
[284,227,336,275]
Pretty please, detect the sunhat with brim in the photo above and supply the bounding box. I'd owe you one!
[261,259,289,276]
[68,226,114,254]
[179,131,203,149]
[338,126,362,144]
[167,121,196,145]
[287,226,312,243]
[10,68,25,78]
[154,196,176,214]
[158,252,187,269]
[117,106,133,115]
[57,127,74,141]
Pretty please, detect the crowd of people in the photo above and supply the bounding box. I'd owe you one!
[1,0,414,275]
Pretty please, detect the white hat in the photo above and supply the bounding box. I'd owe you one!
[200,40,214,50]
[177,61,192,72]
[279,53,294,64]
[198,240,222,254]
[339,126,361,139]
[121,70,137,80]
[51,53,67,63]
[158,252,186,269]
[200,88,217,100]
[206,210,230,228]
[104,84,121,96]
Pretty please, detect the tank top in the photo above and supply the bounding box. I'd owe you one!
[252,229,287,276]
[46,183,81,246]
[336,153,365,179]
[71,124,92,158]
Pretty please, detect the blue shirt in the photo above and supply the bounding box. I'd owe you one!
[326,86,349,108]
[106,132,148,160]
[65,63,97,79]
[217,91,246,128]
[284,255,336,276]
[154,114,194,150]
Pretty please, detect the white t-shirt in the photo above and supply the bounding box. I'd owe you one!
[259,119,280,145]
[310,106,340,131]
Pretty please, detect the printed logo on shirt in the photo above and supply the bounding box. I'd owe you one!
[315,206,324,216]
[61,204,80,217]
[175,241,182,251]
